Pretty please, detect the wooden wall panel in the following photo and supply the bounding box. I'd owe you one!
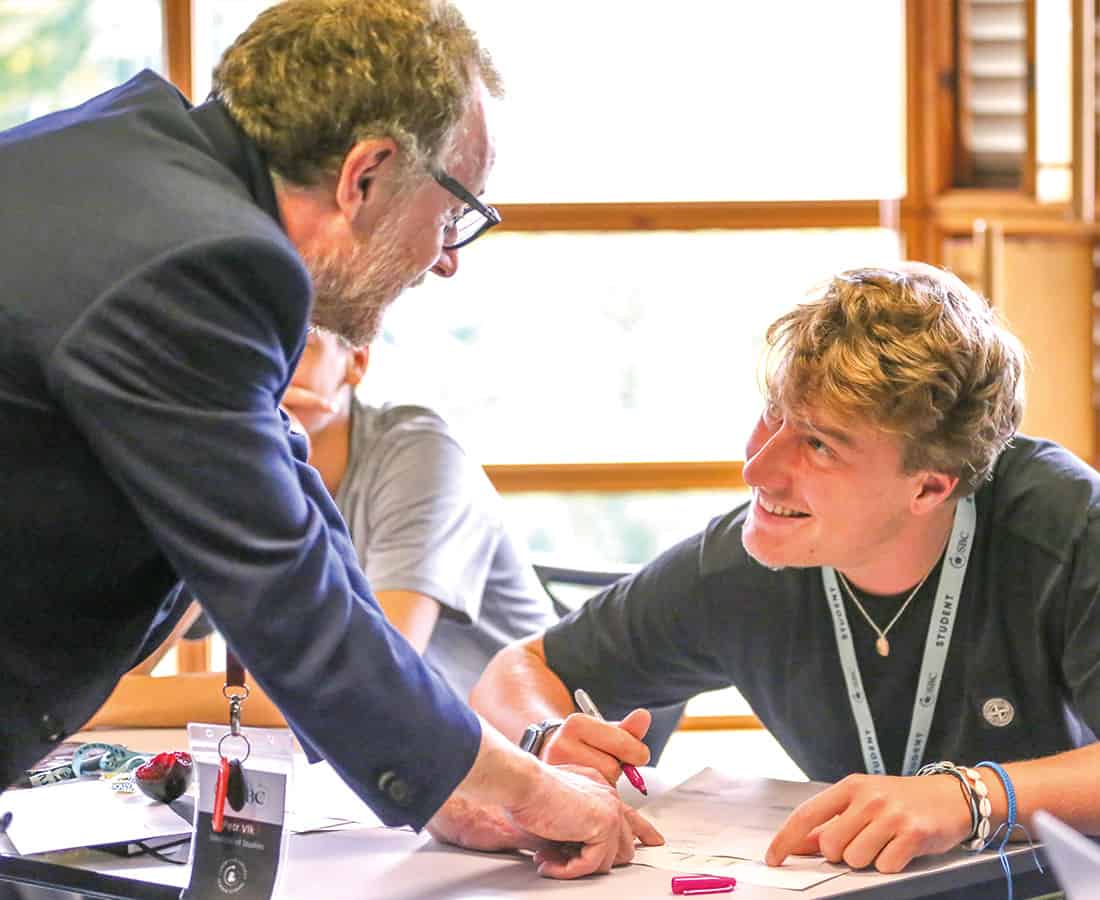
[943,233,1095,462]
[1001,237,1095,461]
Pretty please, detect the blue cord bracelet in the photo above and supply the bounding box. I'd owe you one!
[975,761,1044,900]
[977,761,1016,836]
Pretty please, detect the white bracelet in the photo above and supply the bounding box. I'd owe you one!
[960,765,992,849]
[917,760,991,850]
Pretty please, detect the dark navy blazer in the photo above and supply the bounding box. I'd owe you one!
[0,71,480,826]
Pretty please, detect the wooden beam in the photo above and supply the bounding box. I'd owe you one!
[973,219,1005,305]
[176,636,211,674]
[929,189,1099,235]
[1073,0,1096,221]
[955,0,976,186]
[492,200,883,234]
[163,0,193,100]
[677,715,762,732]
[902,0,927,259]
[485,461,746,494]
[1023,0,1038,197]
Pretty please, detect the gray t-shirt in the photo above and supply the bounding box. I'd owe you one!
[544,435,1100,780]
[335,399,557,699]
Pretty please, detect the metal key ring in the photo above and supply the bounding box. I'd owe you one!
[217,732,251,764]
[221,684,251,702]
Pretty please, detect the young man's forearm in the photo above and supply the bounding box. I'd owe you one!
[1000,744,1100,836]
[470,635,574,742]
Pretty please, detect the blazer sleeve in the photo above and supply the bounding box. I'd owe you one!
[47,234,481,828]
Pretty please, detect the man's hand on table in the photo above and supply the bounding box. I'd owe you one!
[766,773,975,873]
[427,722,663,879]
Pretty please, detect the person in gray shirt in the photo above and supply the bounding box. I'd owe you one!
[284,327,557,699]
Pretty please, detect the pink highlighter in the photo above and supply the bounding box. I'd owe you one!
[572,688,649,796]
[671,874,737,895]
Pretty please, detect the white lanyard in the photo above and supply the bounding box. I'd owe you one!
[821,496,976,776]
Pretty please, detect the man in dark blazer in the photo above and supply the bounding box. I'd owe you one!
[0,0,658,876]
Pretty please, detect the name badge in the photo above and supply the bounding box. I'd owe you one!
[182,724,295,899]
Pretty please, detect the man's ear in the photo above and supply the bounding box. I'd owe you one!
[344,345,370,388]
[911,470,959,515]
[334,138,400,223]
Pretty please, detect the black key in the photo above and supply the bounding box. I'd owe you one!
[227,759,246,812]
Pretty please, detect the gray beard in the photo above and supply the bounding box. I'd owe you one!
[303,213,423,347]
[305,245,400,347]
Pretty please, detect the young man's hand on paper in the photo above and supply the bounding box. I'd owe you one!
[765,773,975,873]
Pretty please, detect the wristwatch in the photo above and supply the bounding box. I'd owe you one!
[519,719,563,757]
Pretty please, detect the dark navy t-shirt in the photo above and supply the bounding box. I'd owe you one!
[544,435,1100,781]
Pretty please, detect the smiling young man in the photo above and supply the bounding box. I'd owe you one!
[471,262,1100,873]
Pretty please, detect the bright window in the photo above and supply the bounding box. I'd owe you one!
[457,0,906,202]
[0,0,163,129]
[364,228,903,464]
[504,489,750,569]
[192,1,906,201]
[191,0,276,101]
[1035,0,1073,203]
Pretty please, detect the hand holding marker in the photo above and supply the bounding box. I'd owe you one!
[573,688,648,796]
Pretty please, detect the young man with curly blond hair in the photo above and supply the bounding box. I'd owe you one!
[0,0,659,875]
[472,262,1100,873]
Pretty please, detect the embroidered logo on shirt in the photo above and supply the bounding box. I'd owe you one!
[981,697,1015,727]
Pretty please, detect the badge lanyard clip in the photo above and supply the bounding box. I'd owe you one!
[214,651,251,833]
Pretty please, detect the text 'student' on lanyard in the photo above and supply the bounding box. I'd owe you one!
[821,495,976,777]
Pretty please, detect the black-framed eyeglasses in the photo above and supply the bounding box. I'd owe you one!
[433,170,501,250]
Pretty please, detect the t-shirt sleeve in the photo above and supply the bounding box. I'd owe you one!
[47,236,480,828]
[543,526,737,718]
[352,411,499,624]
[1060,510,1100,735]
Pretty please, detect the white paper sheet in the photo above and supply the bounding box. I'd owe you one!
[634,768,846,890]
[289,755,383,828]
[633,845,848,891]
[0,779,190,856]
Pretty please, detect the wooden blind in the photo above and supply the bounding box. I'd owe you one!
[957,0,1031,188]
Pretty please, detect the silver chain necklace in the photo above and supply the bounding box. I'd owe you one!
[835,567,934,657]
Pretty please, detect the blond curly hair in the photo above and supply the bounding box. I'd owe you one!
[764,262,1025,496]
[211,0,501,185]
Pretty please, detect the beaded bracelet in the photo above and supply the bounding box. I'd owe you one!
[916,760,991,849]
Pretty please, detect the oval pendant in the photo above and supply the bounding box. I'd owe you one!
[875,636,890,657]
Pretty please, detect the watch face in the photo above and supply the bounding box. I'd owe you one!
[519,720,562,756]
[519,724,542,755]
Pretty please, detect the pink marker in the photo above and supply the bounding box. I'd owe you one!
[671,874,737,895]
[572,688,649,796]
